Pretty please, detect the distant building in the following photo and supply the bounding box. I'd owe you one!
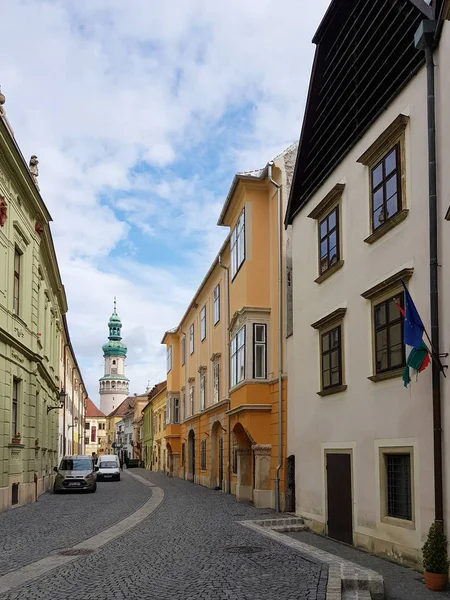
[99,302,129,416]
[84,398,106,458]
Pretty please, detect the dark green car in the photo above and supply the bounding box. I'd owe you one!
[53,455,97,493]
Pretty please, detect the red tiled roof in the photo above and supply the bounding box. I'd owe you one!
[107,396,133,418]
[85,398,106,418]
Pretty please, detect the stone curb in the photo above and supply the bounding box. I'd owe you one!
[239,519,384,600]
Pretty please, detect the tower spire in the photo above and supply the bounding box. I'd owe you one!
[114,296,117,312]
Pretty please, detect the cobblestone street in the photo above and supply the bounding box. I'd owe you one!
[0,470,328,600]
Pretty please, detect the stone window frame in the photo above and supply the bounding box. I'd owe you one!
[200,306,206,341]
[362,267,413,382]
[311,308,347,397]
[378,445,415,530]
[357,114,409,244]
[253,323,267,380]
[308,183,345,284]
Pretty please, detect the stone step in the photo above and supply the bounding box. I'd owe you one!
[270,524,309,532]
[253,517,305,527]
[342,590,372,600]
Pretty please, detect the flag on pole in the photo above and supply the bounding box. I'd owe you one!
[394,282,431,387]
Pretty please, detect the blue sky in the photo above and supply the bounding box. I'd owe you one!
[0,0,331,403]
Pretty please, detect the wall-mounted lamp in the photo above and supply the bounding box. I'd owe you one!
[221,427,227,433]
[68,416,79,430]
[47,389,67,414]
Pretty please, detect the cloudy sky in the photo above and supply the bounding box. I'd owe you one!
[0,0,330,405]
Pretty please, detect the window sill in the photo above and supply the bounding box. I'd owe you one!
[368,368,404,382]
[315,259,345,284]
[364,209,409,244]
[317,384,347,397]
[380,515,415,531]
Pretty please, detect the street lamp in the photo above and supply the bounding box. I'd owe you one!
[67,416,79,430]
[47,389,67,414]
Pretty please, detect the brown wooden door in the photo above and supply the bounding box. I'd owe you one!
[326,453,353,544]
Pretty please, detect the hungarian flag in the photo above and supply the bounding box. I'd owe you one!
[395,282,431,387]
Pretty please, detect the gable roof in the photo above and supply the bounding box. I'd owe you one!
[85,398,106,418]
[142,381,167,413]
[107,396,133,418]
[285,0,444,225]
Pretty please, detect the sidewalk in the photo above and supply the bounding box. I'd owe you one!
[287,530,450,599]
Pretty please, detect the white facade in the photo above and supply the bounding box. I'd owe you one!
[287,17,450,567]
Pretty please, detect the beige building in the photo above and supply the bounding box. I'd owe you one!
[0,91,86,511]
[285,2,450,566]
[84,398,106,458]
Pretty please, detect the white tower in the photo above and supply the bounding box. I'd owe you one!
[99,300,129,416]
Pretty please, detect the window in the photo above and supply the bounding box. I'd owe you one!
[201,439,207,471]
[319,207,339,275]
[166,398,171,424]
[85,421,90,431]
[167,345,173,373]
[181,443,185,467]
[321,326,342,389]
[91,426,96,443]
[181,337,186,366]
[374,293,404,374]
[189,324,194,355]
[231,209,245,278]
[200,374,205,410]
[163,409,166,429]
[13,248,21,314]
[231,326,246,387]
[385,453,412,521]
[232,435,238,474]
[173,398,180,424]
[214,284,220,324]
[189,384,194,415]
[181,390,186,421]
[84,436,89,446]
[12,378,19,436]
[371,145,401,231]
[213,358,220,403]
[253,324,267,379]
[200,306,206,341]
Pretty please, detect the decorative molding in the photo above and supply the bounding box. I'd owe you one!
[13,219,31,249]
[198,365,207,375]
[252,444,272,456]
[210,352,221,362]
[13,326,25,338]
[361,267,414,300]
[35,222,44,235]
[311,307,347,331]
[229,306,271,333]
[368,368,404,383]
[226,404,272,417]
[307,183,345,220]
[357,114,409,166]
[237,447,252,456]
[0,195,6,227]
[11,349,24,363]
[188,376,195,384]
[317,384,348,397]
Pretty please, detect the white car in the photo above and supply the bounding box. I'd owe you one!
[96,455,121,481]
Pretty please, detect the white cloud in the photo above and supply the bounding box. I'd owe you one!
[0,0,330,402]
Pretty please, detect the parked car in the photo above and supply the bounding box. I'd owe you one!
[53,455,97,493]
[96,455,121,481]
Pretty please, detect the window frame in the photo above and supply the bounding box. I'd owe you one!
[189,324,194,355]
[189,383,195,416]
[320,325,343,391]
[181,337,186,366]
[231,325,246,388]
[181,389,186,421]
[12,378,19,436]
[318,206,340,276]
[173,397,180,424]
[213,358,220,403]
[253,323,267,380]
[379,446,415,529]
[373,292,405,375]
[370,143,402,233]
[230,209,246,280]
[200,306,206,341]
[213,284,220,325]
[201,439,207,471]
[13,248,21,315]
[200,373,206,411]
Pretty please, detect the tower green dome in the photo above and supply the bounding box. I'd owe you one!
[102,301,127,357]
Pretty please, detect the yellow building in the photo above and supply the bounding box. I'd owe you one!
[149,383,168,472]
[161,144,297,509]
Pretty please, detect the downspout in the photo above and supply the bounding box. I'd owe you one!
[219,254,231,494]
[414,20,443,527]
[268,161,283,513]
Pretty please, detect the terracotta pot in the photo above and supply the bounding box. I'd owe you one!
[11,438,21,445]
[424,571,448,591]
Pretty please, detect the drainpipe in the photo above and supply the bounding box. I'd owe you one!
[268,161,283,513]
[219,254,231,494]
[414,20,443,527]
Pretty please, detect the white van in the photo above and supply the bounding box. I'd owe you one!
[96,454,121,481]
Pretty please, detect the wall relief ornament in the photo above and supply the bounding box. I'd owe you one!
[29,155,39,190]
[0,196,6,226]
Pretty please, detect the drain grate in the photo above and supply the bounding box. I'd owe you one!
[58,549,94,556]
[225,546,263,554]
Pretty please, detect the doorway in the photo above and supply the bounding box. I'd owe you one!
[188,430,195,482]
[285,455,296,512]
[326,452,353,544]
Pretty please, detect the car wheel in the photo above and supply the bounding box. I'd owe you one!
[92,483,97,493]
[53,485,61,494]
[116,475,120,481]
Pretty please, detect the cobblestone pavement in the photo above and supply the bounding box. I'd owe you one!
[287,530,450,600]
[0,471,150,575]
[0,470,328,600]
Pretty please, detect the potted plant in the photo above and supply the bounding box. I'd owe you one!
[423,522,449,591]
[12,431,22,444]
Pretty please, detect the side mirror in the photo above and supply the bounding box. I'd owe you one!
[53,466,58,473]
[94,466,99,472]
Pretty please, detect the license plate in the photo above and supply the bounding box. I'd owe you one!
[67,482,81,487]
[104,475,112,478]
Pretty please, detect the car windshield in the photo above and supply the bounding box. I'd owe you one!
[100,461,117,468]
[59,459,92,471]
